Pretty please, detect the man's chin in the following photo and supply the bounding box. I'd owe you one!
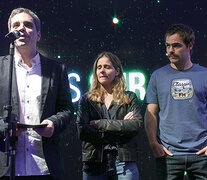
[169,58,179,63]
[15,42,27,47]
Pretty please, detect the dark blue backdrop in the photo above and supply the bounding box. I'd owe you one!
[1,0,207,179]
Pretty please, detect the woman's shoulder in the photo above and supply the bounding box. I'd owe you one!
[125,91,137,97]
[80,92,89,100]
[124,91,139,103]
[80,92,95,102]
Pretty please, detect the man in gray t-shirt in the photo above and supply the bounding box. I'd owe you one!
[145,24,207,180]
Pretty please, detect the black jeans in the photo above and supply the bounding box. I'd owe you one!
[156,154,207,180]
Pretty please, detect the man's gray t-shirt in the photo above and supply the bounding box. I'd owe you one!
[145,64,207,155]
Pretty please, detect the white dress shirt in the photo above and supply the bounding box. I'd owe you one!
[11,53,49,176]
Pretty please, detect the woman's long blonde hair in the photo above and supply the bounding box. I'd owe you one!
[87,52,130,105]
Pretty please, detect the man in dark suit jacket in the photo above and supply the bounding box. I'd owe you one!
[0,7,74,180]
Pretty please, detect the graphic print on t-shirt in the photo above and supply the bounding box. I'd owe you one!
[171,78,194,100]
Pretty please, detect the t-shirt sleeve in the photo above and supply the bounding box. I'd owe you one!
[144,72,158,104]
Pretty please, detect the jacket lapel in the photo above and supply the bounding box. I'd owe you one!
[11,61,19,117]
[39,55,51,120]
[2,55,19,118]
[89,98,123,120]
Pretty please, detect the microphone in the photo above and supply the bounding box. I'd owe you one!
[5,30,20,43]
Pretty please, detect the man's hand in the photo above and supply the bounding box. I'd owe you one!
[150,141,173,157]
[34,119,54,137]
[124,112,134,120]
[196,146,207,155]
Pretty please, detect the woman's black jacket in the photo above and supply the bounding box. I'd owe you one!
[76,91,143,162]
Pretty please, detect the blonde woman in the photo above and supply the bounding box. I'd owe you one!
[77,52,142,180]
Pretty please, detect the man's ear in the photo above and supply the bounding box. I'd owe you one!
[189,42,194,51]
[37,31,41,41]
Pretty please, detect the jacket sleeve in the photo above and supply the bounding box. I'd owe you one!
[46,63,74,135]
[0,118,6,140]
[76,95,105,143]
[96,92,142,137]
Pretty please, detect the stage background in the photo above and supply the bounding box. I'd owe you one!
[0,0,207,179]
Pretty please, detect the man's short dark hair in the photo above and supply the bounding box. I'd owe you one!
[165,23,195,47]
[8,7,41,32]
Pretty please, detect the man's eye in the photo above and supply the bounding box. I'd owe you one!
[173,44,180,48]
[13,24,19,28]
[25,22,33,28]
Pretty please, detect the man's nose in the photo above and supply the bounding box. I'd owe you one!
[18,24,26,31]
[168,45,175,52]
[167,47,175,56]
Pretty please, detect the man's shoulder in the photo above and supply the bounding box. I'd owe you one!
[150,64,170,77]
[193,63,207,72]
[0,55,9,67]
[39,54,65,66]
[0,55,9,61]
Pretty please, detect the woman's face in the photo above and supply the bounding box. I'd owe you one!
[96,56,119,89]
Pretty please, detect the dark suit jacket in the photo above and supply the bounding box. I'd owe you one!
[0,54,74,179]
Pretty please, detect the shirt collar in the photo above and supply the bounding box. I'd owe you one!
[14,53,40,68]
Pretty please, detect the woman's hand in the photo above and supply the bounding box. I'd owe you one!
[124,112,134,120]
[90,120,100,126]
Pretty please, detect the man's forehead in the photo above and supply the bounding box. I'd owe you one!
[166,34,183,43]
[11,12,34,23]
